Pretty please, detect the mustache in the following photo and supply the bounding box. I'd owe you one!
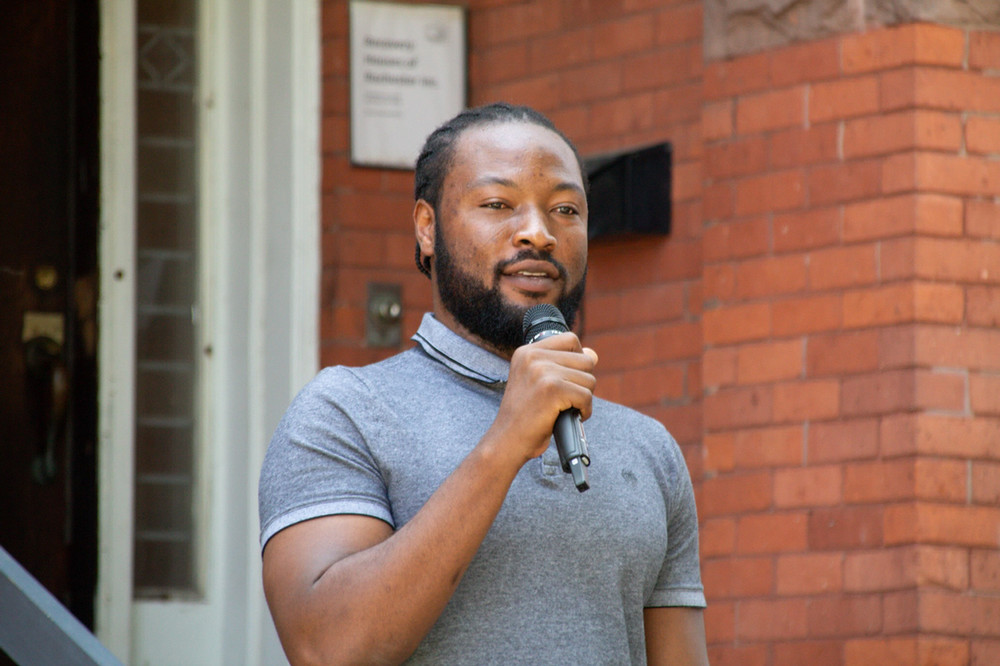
[493,250,568,282]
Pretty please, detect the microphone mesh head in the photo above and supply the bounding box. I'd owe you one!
[522,304,568,343]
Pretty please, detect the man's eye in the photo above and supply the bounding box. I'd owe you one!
[555,205,579,215]
[483,201,507,210]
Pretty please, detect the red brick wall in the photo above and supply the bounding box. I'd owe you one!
[701,23,1000,665]
[321,1,1000,662]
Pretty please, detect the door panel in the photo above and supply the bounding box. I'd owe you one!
[0,0,99,635]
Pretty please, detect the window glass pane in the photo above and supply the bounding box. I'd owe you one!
[133,0,199,598]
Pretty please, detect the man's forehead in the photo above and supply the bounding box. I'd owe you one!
[448,122,584,186]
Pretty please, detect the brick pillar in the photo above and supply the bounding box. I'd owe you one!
[700,23,1000,665]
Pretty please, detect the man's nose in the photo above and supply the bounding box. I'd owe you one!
[513,207,557,250]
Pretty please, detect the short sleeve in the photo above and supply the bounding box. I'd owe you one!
[646,433,706,608]
[258,367,393,551]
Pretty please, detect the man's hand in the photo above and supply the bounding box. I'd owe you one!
[490,330,598,466]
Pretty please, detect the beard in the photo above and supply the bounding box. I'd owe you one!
[433,229,586,356]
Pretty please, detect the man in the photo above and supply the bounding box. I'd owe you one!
[259,102,707,665]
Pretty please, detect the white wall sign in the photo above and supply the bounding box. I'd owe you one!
[350,1,466,169]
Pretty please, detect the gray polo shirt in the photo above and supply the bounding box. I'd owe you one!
[259,313,705,664]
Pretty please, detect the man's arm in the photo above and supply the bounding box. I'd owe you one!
[262,333,598,665]
[644,606,709,666]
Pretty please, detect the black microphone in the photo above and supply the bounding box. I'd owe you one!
[521,304,591,492]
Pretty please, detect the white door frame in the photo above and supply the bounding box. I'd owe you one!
[96,1,319,662]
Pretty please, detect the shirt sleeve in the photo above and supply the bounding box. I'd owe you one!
[258,366,394,552]
[647,431,707,608]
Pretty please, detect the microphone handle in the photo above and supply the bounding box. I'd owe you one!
[554,408,590,492]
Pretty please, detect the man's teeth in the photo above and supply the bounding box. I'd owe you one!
[516,271,547,277]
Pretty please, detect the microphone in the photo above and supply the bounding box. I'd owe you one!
[521,304,591,492]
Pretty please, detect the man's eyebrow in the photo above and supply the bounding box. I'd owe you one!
[466,176,585,196]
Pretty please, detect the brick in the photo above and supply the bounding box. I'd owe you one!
[807,330,879,377]
[773,379,840,423]
[968,286,1000,327]
[737,598,809,640]
[469,2,562,46]
[915,324,1000,372]
[808,159,882,206]
[770,124,840,169]
[703,345,737,389]
[471,43,530,84]
[770,38,840,88]
[972,548,1000,591]
[844,110,962,158]
[735,169,806,216]
[846,637,970,666]
[774,465,842,508]
[911,152,1000,198]
[705,136,768,179]
[843,284,918,328]
[618,283,686,326]
[967,116,1000,155]
[914,237,1000,285]
[737,339,803,384]
[967,200,1000,240]
[702,556,774,598]
[973,641,1000,666]
[808,595,882,637]
[774,641,842,666]
[703,432,735,473]
[700,517,736,557]
[703,303,771,345]
[709,643,766,666]
[915,458,968,503]
[772,294,842,336]
[810,76,880,123]
[971,372,1000,415]
[883,591,920,634]
[809,418,880,463]
[885,503,1000,548]
[910,68,1000,113]
[916,283,965,325]
[733,425,804,468]
[842,370,915,416]
[704,601,736,643]
[703,182,735,221]
[776,552,843,595]
[808,245,878,291]
[919,590,1000,635]
[972,462,1000,505]
[703,52,771,100]
[736,86,805,134]
[703,385,773,429]
[844,459,915,503]
[585,328,656,371]
[970,30,1000,71]
[881,413,1000,459]
[617,363,685,406]
[528,26,591,71]
[559,62,622,105]
[585,92,654,134]
[738,512,808,553]
[735,255,808,300]
[808,506,883,550]
[703,264,736,304]
[703,100,734,141]
[652,320,700,361]
[482,73,561,111]
[592,13,654,59]
[844,193,964,241]
[702,218,769,262]
[622,45,701,92]
[773,207,840,252]
[654,3,702,46]
[844,547,917,592]
[842,23,965,74]
[914,368,967,412]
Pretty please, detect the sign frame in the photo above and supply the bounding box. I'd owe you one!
[349,0,467,170]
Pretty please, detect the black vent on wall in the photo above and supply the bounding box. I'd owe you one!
[584,142,672,240]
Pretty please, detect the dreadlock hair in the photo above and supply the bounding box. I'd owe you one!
[412,102,589,278]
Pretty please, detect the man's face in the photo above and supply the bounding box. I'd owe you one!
[429,122,588,356]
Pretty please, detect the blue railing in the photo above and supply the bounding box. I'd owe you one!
[0,546,122,665]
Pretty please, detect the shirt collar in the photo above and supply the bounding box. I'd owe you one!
[412,313,510,385]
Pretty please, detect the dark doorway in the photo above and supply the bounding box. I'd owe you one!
[0,0,100,637]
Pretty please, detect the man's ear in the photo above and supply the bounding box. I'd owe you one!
[414,199,436,264]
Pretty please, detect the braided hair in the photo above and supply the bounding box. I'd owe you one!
[412,102,588,278]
